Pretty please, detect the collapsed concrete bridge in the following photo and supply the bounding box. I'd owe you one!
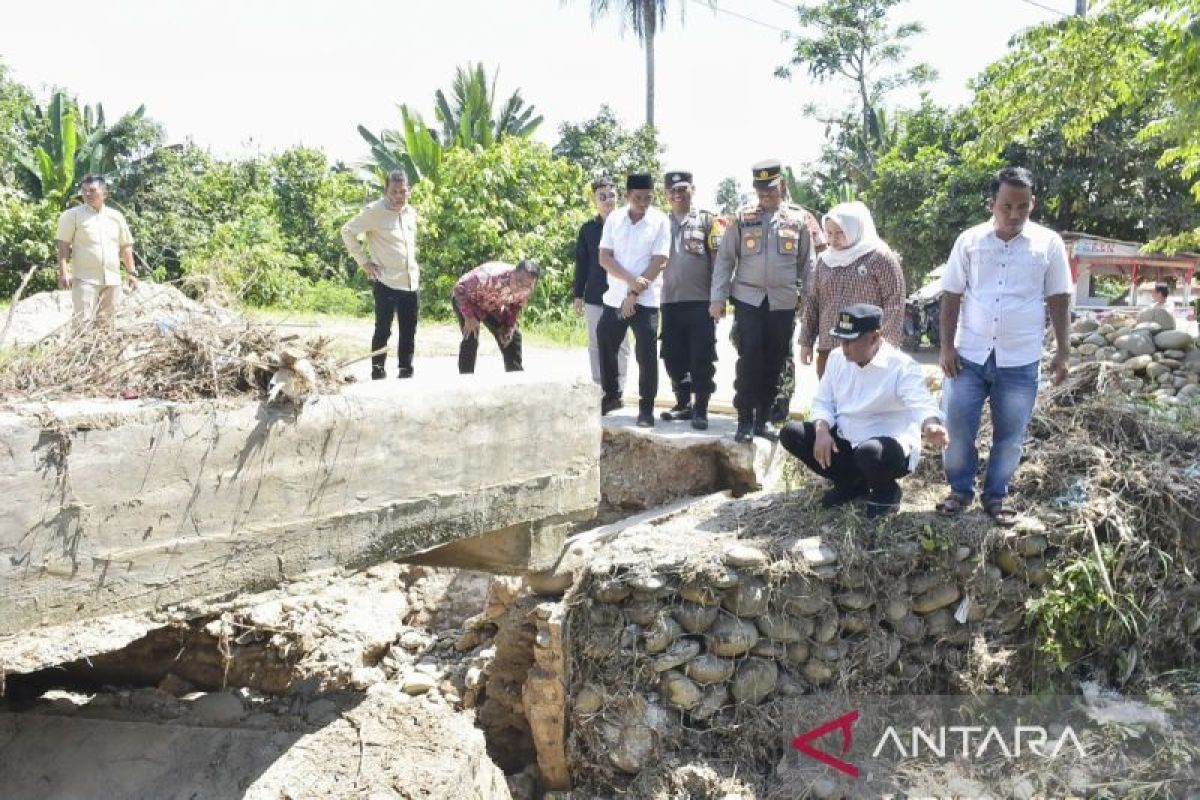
[0,376,601,639]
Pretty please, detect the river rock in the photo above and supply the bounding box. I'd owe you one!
[652,638,701,672]
[685,654,736,685]
[1115,332,1156,356]
[1155,330,1194,350]
[623,598,661,626]
[1178,384,1200,402]
[1071,318,1099,334]
[707,616,760,657]
[723,543,769,568]
[722,576,768,617]
[679,582,721,606]
[674,601,720,634]
[1082,332,1108,347]
[912,583,961,614]
[1121,353,1154,373]
[661,671,702,710]
[786,641,810,664]
[756,613,810,642]
[591,578,630,604]
[1137,306,1176,330]
[574,684,604,715]
[802,659,835,685]
[1146,362,1170,380]
[643,614,683,654]
[731,658,778,704]
[689,685,729,721]
[1077,343,1099,356]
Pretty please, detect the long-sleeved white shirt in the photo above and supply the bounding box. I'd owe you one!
[810,342,942,470]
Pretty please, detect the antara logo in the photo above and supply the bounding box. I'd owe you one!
[792,710,1089,778]
[791,710,861,778]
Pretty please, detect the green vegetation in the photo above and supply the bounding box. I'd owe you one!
[2,2,1198,318]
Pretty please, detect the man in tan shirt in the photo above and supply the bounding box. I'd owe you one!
[56,175,138,323]
[341,170,421,379]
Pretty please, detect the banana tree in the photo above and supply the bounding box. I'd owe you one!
[357,105,443,186]
[11,90,145,206]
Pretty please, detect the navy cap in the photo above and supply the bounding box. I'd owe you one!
[665,170,693,190]
[626,173,654,191]
[830,303,883,340]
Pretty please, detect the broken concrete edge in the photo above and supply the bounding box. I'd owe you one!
[2,376,602,636]
[1,612,163,678]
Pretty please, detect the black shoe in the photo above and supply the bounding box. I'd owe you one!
[734,415,754,443]
[601,396,624,415]
[691,411,709,430]
[637,410,655,428]
[660,403,693,421]
[753,406,776,441]
[371,365,386,380]
[866,486,903,519]
[821,483,869,508]
[397,366,414,379]
[769,398,790,424]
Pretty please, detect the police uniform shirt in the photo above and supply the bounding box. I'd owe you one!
[711,203,814,311]
[662,209,715,304]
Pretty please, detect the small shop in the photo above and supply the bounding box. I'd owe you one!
[1066,233,1198,323]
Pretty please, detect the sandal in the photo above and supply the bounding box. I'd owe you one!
[984,500,1019,528]
[936,492,971,515]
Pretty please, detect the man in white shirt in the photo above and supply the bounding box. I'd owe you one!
[1152,284,1177,312]
[597,173,671,427]
[341,171,420,379]
[780,304,947,519]
[56,175,139,324]
[937,166,1072,526]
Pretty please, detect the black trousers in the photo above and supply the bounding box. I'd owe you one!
[732,298,794,414]
[452,297,523,374]
[598,304,658,405]
[660,301,717,398]
[780,422,909,494]
[371,284,419,370]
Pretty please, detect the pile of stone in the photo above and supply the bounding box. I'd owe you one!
[566,531,1057,786]
[1069,307,1200,403]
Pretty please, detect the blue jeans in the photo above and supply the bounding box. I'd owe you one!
[942,353,1040,503]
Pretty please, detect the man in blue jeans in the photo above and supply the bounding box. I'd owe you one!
[937,166,1072,526]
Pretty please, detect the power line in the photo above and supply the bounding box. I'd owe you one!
[689,0,791,33]
[762,0,798,10]
[1015,0,1070,16]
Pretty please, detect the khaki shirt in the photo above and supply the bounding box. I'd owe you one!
[340,200,420,291]
[662,208,716,304]
[711,203,814,311]
[56,204,133,286]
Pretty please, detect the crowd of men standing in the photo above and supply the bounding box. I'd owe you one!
[53,159,1070,524]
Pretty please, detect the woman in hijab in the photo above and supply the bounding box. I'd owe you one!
[799,201,906,377]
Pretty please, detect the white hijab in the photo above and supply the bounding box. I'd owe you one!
[820,201,885,268]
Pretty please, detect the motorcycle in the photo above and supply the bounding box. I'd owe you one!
[902,265,944,352]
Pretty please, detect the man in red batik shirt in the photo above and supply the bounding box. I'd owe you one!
[451,260,541,373]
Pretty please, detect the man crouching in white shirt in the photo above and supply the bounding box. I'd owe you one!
[780,303,948,520]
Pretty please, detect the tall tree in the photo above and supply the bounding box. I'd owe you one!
[714,177,746,215]
[572,1,711,127]
[967,0,1200,249]
[779,0,935,184]
[552,105,663,182]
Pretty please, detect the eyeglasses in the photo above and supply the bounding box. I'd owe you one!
[595,191,617,201]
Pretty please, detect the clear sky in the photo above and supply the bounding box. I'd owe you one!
[0,0,1069,207]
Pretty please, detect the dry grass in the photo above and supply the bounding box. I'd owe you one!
[0,318,346,404]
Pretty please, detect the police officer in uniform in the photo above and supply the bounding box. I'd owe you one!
[770,194,827,421]
[710,159,815,443]
[659,170,720,430]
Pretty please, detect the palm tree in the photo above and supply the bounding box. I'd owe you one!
[357,63,541,186]
[434,63,542,148]
[573,0,710,127]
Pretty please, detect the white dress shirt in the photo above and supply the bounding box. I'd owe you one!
[811,343,942,470]
[599,205,671,308]
[941,220,1072,367]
